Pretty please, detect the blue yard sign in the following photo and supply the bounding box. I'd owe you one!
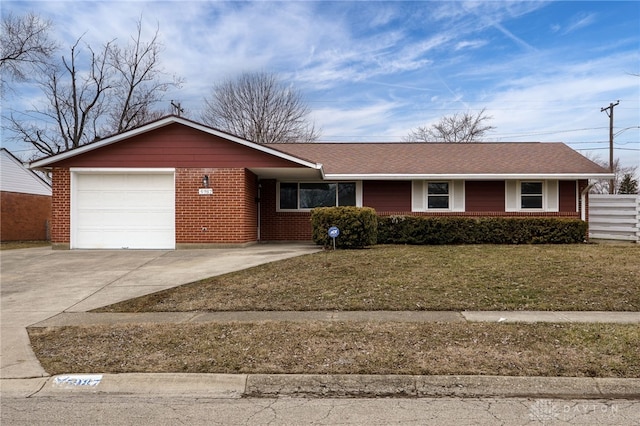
[328,226,340,250]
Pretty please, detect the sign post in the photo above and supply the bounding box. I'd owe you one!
[328,226,340,250]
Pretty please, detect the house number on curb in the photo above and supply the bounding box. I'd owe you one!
[328,226,340,250]
[53,374,103,387]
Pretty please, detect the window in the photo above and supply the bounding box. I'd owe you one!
[279,182,298,209]
[521,182,543,209]
[279,182,356,210]
[427,182,449,209]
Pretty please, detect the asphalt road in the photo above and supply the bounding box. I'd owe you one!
[2,395,639,425]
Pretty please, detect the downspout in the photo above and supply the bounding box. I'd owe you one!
[580,182,595,243]
[256,182,262,242]
[580,182,595,221]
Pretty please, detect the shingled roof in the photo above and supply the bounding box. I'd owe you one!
[272,142,611,179]
[30,116,611,180]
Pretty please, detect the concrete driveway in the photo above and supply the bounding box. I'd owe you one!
[0,244,320,379]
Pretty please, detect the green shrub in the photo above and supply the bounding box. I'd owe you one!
[377,216,587,245]
[311,207,378,249]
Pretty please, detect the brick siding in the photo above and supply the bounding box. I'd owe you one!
[259,179,312,241]
[175,168,257,244]
[0,191,52,241]
[50,168,71,244]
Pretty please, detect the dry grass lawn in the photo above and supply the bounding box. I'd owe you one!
[97,244,640,312]
[30,243,640,377]
[29,322,640,377]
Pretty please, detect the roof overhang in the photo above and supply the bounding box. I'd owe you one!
[29,116,324,173]
[323,173,616,181]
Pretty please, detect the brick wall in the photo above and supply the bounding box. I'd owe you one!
[259,179,312,241]
[0,191,52,241]
[50,168,71,245]
[175,168,258,244]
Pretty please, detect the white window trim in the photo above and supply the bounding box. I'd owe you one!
[506,180,562,212]
[412,180,465,212]
[276,181,362,212]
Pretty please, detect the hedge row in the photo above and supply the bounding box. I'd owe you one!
[378,216,588,245]
[311,207,587,248]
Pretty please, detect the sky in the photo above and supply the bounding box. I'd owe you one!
[2,0,639,173]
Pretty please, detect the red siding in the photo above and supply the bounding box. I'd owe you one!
[0,192,51,241]
[363,181,411,211]
[257,179,583,242]
[559,180,577,212]
[465,181,505,212]
[51,123,305,169]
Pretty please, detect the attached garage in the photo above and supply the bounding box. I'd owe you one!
[72,169,175,249]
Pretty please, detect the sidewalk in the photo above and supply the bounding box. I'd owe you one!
[30,310,640,327]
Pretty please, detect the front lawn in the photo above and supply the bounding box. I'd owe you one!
[96,244,640,312]
[29,244,640,378]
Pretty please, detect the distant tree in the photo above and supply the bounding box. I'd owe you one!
[8,18,181,156]
[618,173,638,194]
[0,12,56,92]
[201,71,319,143]
[587,156,638,194]
[404,108,495,142]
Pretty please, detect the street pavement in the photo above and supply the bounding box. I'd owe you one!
[3,395,639,425]
[1,245,639,406]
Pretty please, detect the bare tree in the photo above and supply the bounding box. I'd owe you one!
[8,19,181,156]
[404,108,495,142]
[107,21,182,133]
[201,72,319,143]
[587,155,638,194]
[0,12,56,92]
[9,38,113,155]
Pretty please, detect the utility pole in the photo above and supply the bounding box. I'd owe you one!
[170,100,184,117]
[600,100,619,194]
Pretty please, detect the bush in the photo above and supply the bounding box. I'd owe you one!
[377,216,587,245]
[311,207,378,249]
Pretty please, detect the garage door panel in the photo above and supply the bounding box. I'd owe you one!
[73,172,175,249]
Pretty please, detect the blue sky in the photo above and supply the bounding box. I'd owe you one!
[2,1,639,172]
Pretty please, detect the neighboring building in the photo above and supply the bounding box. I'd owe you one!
[1,148,52,241]
[30,116,612,249]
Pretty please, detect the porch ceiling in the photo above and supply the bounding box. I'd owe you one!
[250,167,324,180]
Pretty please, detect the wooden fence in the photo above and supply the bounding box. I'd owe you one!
[588,194,640,242]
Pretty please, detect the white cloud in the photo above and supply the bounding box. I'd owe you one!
[2,1,638,171]
[561,12,597,35]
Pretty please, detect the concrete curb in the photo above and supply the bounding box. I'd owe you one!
[3,374,639,400]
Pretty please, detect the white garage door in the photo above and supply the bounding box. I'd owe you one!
[73,171,175,249]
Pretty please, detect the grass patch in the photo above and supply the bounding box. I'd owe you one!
[28,322,640,377]
[1,241,50,250]
[97,244,640,312]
